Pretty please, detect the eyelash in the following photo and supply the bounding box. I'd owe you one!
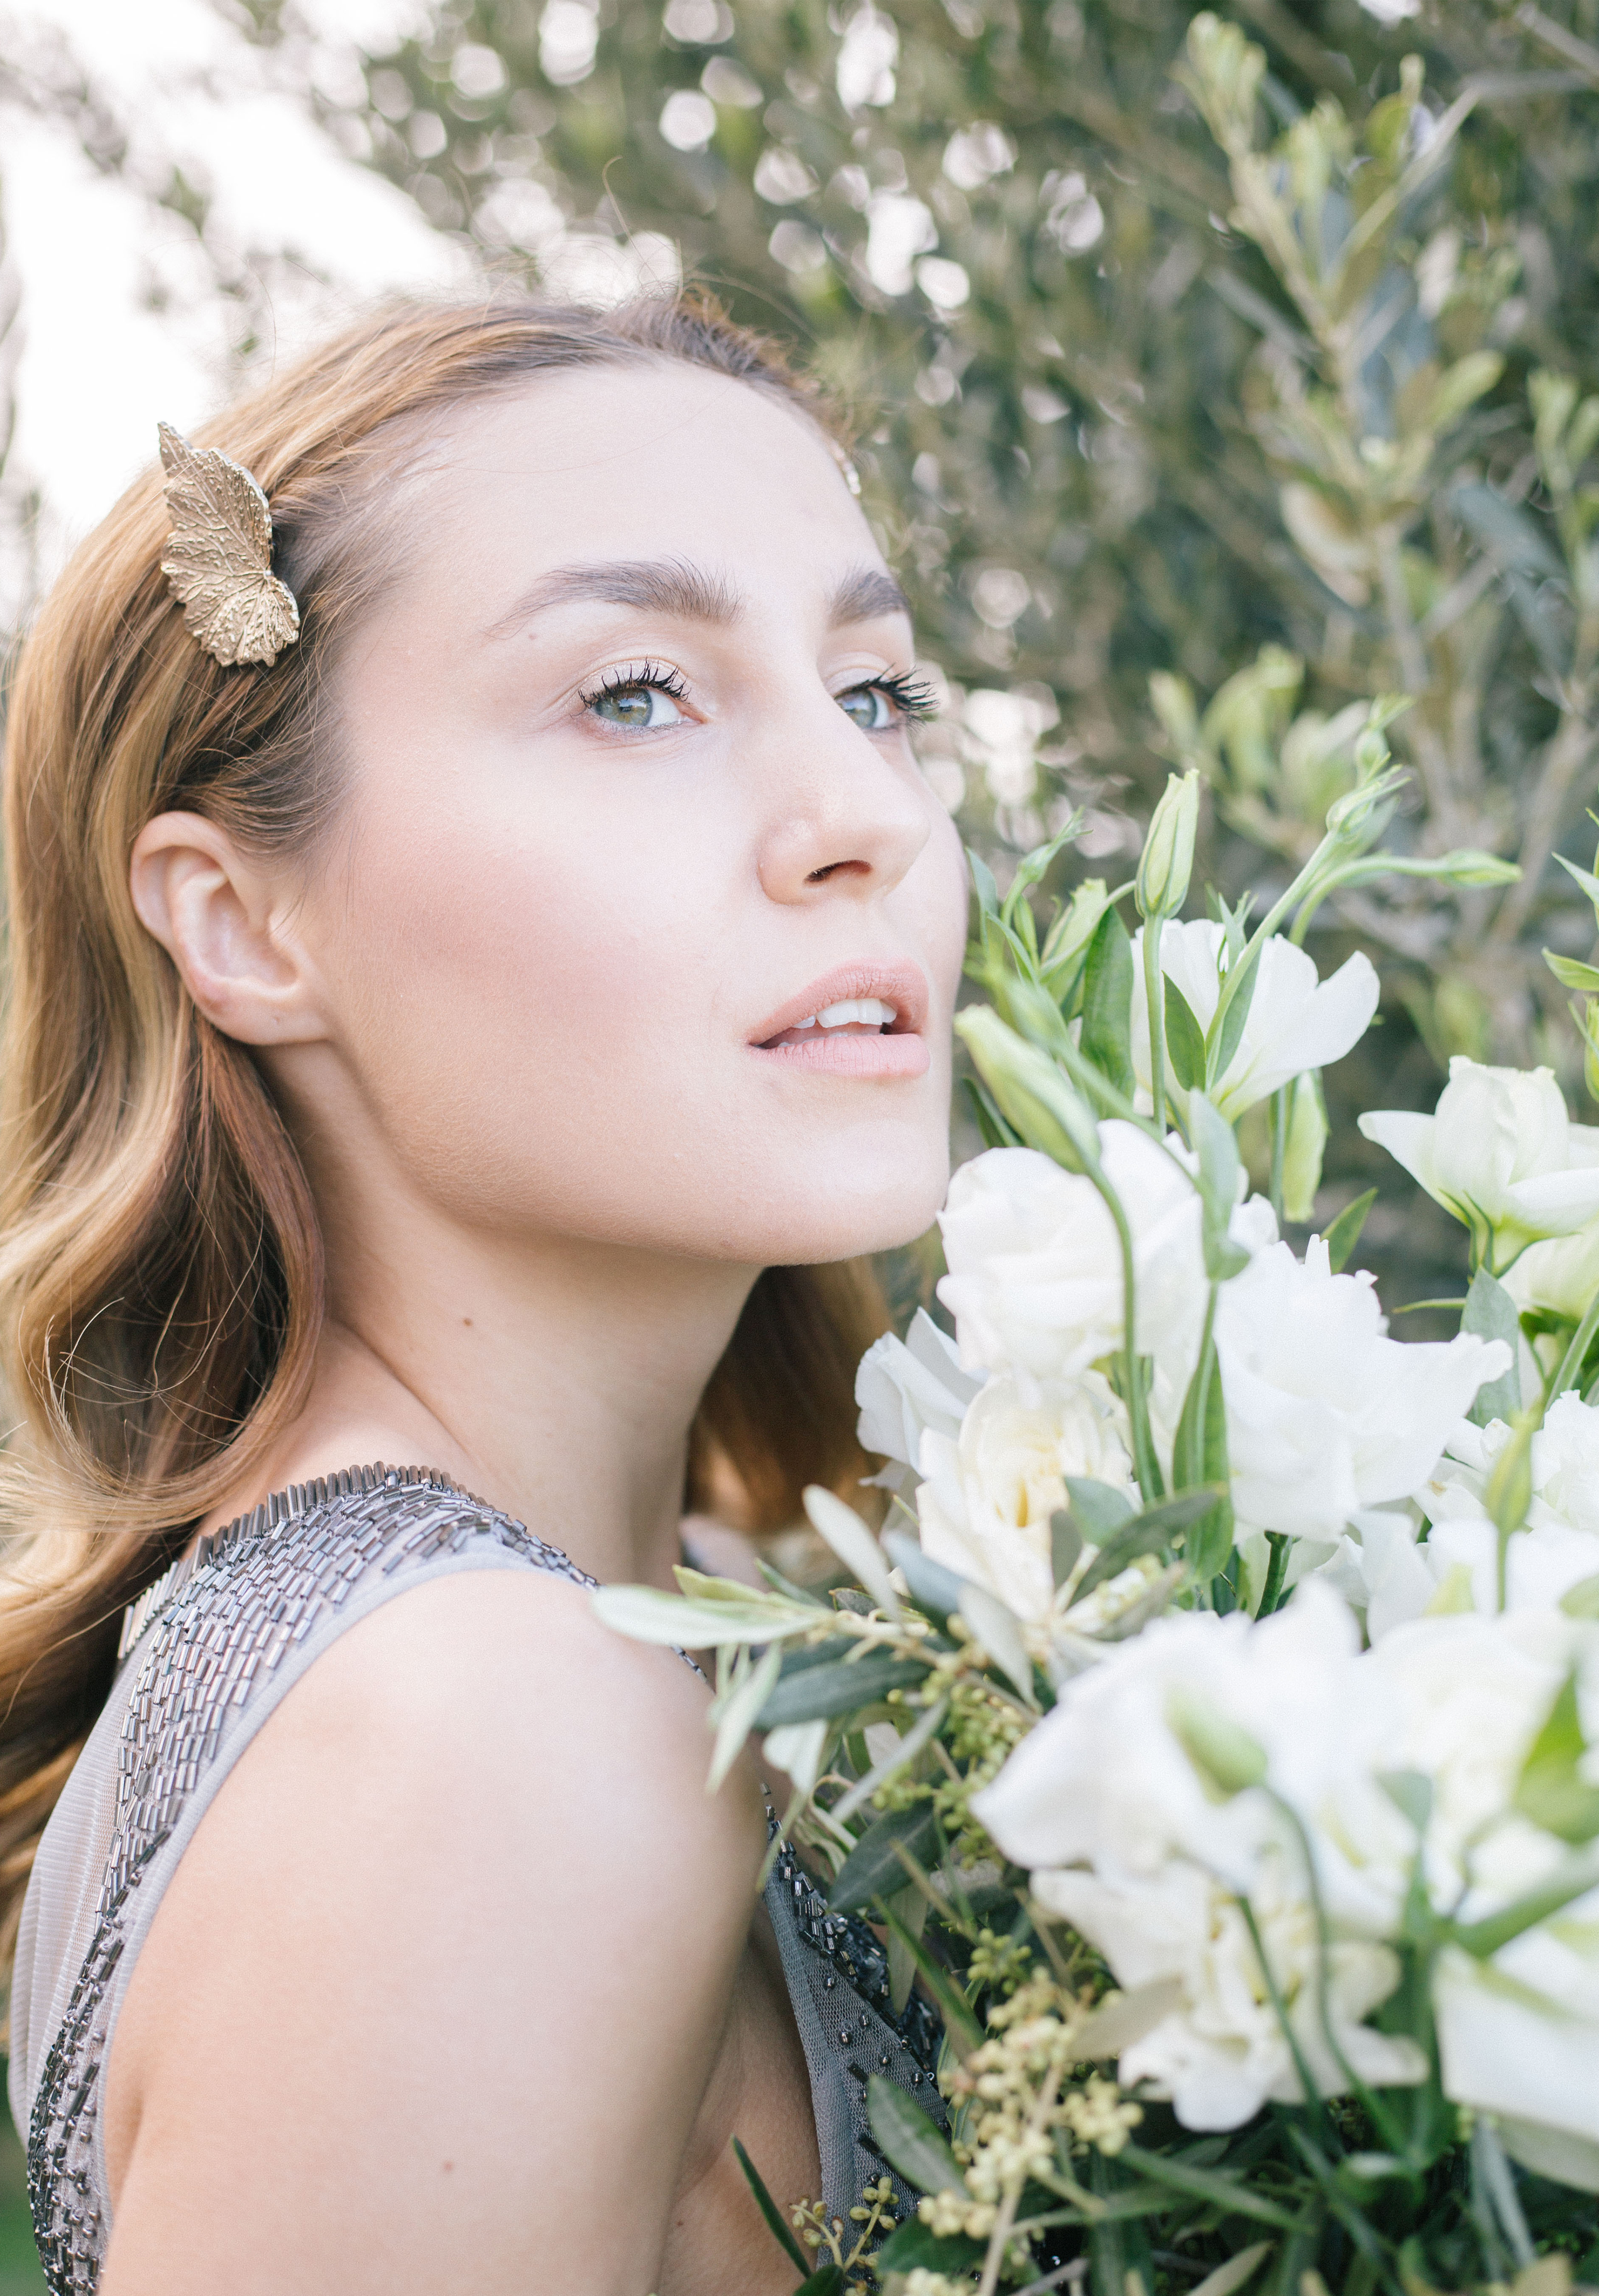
[578,659,689,711]
[860,669,938,723]
[574,662,939,723]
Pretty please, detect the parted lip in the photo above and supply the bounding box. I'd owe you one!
[749,961,929,1047]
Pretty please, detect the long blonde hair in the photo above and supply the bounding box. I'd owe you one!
[0,293,888,1974]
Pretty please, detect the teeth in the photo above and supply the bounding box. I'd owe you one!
[795,1014,818,1029]
[815,997,897,1029]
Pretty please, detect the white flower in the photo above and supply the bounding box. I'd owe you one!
[915,1372,1136,1623]
[1210,1237,1510,1541]
[1129,920,1378,1121]
[1366,1610,1599,2184]
[972,1590,1425,2126]
[1507,1212,1599,1325]
[855,1309,984,1495]
[1334,1396,1599,1628]
[1040,1860,1419,2131]
[936,1128,1207,1393]
[1359,1057,1599,1267]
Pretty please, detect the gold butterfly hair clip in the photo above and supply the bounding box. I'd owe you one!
[157,423,301,669]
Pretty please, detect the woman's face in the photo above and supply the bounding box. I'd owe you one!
[277,362,967,1269]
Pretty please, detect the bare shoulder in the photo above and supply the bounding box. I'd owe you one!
[102,1563,765,2296]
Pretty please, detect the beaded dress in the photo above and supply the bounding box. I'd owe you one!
[8,1466,940,2294]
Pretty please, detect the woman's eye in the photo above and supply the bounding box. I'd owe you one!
[589,682,684,730]
[837,683,892,733]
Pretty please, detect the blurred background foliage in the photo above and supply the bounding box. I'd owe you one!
[255,0,1599,1307]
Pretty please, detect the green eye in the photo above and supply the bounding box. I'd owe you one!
[838,684,892,732]
[591,682,684,729]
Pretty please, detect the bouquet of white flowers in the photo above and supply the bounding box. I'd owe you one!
[597,709,1599,2296]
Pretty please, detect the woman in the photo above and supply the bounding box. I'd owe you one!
[0,295,966,2292]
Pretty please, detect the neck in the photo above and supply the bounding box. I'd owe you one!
[233,1215,758,1591]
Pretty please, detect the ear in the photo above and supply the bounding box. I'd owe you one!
[129,812,328,1047]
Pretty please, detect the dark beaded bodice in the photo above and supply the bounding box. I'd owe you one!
[21,1468,939,2292]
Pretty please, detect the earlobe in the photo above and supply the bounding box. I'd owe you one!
[129,813,327,1047]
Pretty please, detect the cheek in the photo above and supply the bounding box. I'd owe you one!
[320,778,730,1230]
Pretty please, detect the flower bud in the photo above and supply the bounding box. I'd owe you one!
[1135,770,1201,922]
[955,1007,1100,1173]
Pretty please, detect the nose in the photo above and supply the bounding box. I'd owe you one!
[755,698,934,907]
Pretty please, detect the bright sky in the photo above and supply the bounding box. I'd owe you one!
[0,0,472,604]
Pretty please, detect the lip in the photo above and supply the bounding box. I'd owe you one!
[749,960,931,1079]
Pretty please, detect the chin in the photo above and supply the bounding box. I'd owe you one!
[741,1141,952,1265]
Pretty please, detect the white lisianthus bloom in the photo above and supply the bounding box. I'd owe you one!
[1331,1396,1599,1628]
[936,1130,1209,1391]
[1209,1237,1511,1541]
[915,1371,1137,1622]
[1359,1057,1599,1266]
[1129,920,1378,1121]
[1366,1610,1599,2187]
[972,1590,1426,2126]
[855,1309,984,1495]
[1506,1212,1599,1325]
[1040,1860,1419,2132]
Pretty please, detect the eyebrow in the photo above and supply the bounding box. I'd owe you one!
[484,557,911,641]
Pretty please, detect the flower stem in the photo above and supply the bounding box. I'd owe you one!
[1256,1531,1291,1618]
[1268,1085,1289,1226]
[1143,913,1168,1135]
[1548,1281,1599,1401]
[1099,1177,1163,1502]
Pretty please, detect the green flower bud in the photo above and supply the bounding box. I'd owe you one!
[955,1007,1100,1172]
[1135,769,1201,922]
[1167,1687,1267,1799]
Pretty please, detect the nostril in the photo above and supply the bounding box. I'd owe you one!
[805,858,871,884]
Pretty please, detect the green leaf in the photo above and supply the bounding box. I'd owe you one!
[882,1531,968,1630]
[828,1803,941,1912]
[872,2219,985,2273]
[1002,814,1085,927]
[758,1653,933,1726]
[756,1651,929,1728]
[592,1581,816,1647]
[1051,1505,1084,1587]
[1206,940,1262,1091]
[1065,1475,1137,1543]
[732,2137,812,2272]
[1117,2142,1298,2228]
[1451,479,1565,581]
[1544,951,1599,995]
[1164,976,1207,1092]
[1462,1266,1523,1427]
[1080,904,1136,1100]
[878,1904,985,2055]
[831,1696,951,1827]
[1187,2241,1274,2296]
[968,849,1001,919]
[1322,1187,1377,1274]
[795,2271,846,2296]
[963,1074,1022,1150]
[1072,1488,1225,1602]
[803,1486,901,1615]
[958,1581,1038,1705]
[866,2076,967,2199]
[1172,1340,1235,1585]
[1189,1093,1251,1280]
[1514,1669,1599,1844]
[708,1642,784,1791]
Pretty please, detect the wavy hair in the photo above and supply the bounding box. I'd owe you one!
[0,292,888,1981]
